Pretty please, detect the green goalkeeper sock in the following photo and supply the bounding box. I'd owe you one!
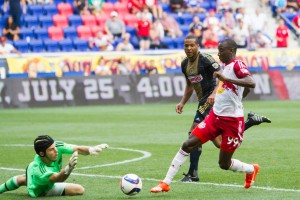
[0,176,19,194]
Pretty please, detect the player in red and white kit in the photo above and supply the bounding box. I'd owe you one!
[151,39,260,193]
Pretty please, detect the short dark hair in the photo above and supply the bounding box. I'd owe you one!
[185,34,199,44]
[34,135,54,156]
[221,39,237,53]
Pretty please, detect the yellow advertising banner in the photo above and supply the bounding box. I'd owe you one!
[6,53,186,77]
[6,56,52,74]
[209,49,300,71]
[6,48,300,78]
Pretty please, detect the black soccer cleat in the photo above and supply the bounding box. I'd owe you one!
[247,112,271,126]
[180,173,199,182]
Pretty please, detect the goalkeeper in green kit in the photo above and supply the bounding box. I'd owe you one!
[0,135,109,197]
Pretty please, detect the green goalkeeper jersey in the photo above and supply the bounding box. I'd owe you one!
[26,141,74,197]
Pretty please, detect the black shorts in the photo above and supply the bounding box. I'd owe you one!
[138,36,150,41]
[113,33,122,39]
[193,102,212,123]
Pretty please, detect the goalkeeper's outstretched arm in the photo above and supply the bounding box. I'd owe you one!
[73,144,109,155]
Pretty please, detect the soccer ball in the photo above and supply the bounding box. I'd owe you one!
[120,174,142,196]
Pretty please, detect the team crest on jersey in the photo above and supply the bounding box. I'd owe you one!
[212,63,220,69]
[197,121,206,129]
[188,75,203,83]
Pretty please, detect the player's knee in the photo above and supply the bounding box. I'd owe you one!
[17,174,27,186]
[182,140,196,153]
[65,184,84,196]
[182,138,199,153]
[182,141,190,152]
[74,185,85,195]
[78,185,85,195]
[218,161,230,170]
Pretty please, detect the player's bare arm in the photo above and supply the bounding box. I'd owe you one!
[74,144,109,155]
[213,72,255,88]
[49,152,78,183]
[49,170,71,183]
[176,79,193,114]
[243,87,251,98]
[73,146,90,155]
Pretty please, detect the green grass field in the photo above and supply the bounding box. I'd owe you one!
[0,101,299,200]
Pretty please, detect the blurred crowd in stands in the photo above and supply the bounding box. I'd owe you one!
[0,0,299,55]
[0,0,299,58]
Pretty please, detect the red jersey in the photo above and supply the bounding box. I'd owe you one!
[292,15,300,28]
[276,25,289,47]
[137,20,151,37]
[128,0,143,11]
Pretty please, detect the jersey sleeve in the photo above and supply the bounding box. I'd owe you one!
[181,58,188,79]
[233,60,252,78]
[203,54,221,73]
[55,141,74,155]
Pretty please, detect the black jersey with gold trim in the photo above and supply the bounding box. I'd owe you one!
[181,52,221,106]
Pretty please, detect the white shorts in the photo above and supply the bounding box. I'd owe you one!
[46,183,67,196]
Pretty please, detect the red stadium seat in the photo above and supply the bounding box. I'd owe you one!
[102,2,114,14]
[123,14,139,27]
[81,14,97,27]
[48,26,64,41]
[77,25,92,40]
[95,14,109,26]
[53,14,69,28]
[57,3,73,16]
[91,26,104,37]
[114,2,128,14]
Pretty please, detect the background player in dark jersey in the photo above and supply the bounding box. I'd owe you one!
[175,34,271,182]
[0,135,108,197]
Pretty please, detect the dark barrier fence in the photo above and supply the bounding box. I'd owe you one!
[0,71,300,108]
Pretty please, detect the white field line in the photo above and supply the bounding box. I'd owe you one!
[0,144,32,146]
[0,144,300,193]
[76,147,152,170]
[0,168,299,193]
[71,173,300,193]
[0,144,151,170]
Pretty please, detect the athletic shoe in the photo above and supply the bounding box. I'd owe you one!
[244,164,260,189]
[150,182,170,193]
[180,173,200,182]
[247,112,271,126]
